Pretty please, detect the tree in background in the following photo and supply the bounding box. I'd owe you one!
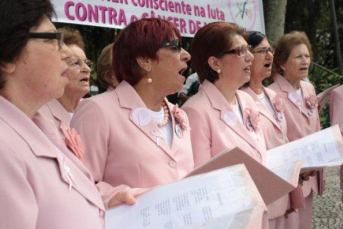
[263,0,288,43]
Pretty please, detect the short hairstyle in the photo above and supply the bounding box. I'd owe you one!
[273,31,312,75]
[247,31,267,49]
[191,22,247,84]
[0,0,55,89]
[97,43,114,90]
[112,18,181,86]
[60,27,85,51]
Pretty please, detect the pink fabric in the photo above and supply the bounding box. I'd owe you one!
[39,99,72,138]
[60,126,86,162]
[182,80,267,168]
[330,85,343,201]
[241,87,288,150]
[0,96,104,229]
[268,75,323,229]
[71,81,194,209]
[242,87,290,227]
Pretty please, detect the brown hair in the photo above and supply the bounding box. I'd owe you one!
[191,22,247,84]
[113,18,181,86]
[273,31,312,76]
[59,27,85,50]
[97,43,115,90]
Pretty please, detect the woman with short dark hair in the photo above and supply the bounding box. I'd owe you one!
[71,18,194,209]
[240,31,291,229]
[0,0,105,228]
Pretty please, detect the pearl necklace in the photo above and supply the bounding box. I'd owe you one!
[156,101,169,127]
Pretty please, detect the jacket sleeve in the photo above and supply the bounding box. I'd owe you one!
[71,99,146,208]
[182,104,212,168]
[0,141,38,228]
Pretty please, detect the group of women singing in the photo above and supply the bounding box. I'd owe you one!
[0,0,328,228]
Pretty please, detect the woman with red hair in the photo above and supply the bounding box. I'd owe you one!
[71,18,194,208]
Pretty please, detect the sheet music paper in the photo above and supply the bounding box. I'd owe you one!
[266,125,343,169]
[105,164,266,229]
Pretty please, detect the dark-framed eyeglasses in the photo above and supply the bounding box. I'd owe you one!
[67,58,93,68]
[222,45,252,57]
[161,39,182,52]
[252,47,274,55]
[28,32,64,50]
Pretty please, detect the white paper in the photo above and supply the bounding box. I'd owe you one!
[182,206,265,229]
[268,160,304,186]
[105,164,266,229]
[266,125,343,169]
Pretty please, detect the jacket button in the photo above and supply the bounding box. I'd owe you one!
[278,133,283,139]
[169,161,176,168]
[99,210,105,218]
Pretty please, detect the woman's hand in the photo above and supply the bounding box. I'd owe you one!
[108,191,136,208]
[298,171,317,185]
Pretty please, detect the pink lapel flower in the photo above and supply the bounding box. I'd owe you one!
[245,108,261,131]
[61,126,86,162]
[172,104,189,131]
[273,93,284,113]
[305,94,318,110]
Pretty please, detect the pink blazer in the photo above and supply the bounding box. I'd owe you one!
[39,99,72,138]
[182,80,267,168]
[268,75,322,200]
[241,87,288,149]
[241,86,289,220]
[0,96,104,229]
[330,85,343,135]
[330,85,343,200]
[71,81,194,208]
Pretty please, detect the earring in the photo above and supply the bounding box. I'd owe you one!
[147,68,152,83]
[217,69,221,74]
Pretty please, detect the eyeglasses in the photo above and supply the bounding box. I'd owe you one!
[28,32,64,50]
[67,58,93,68]
[161,39,182,52]
[222,45,252,57]
[252,47,274,54]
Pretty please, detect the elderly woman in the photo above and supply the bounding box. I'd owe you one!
[240,31,291,229]
[182,22,266,168]
[71,18,194,209]
[97,43,119,93]
[39,28,91,139]
[0,0,106,228]
[268,31,323,229]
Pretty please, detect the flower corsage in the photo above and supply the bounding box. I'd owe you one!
[172,104,189,131]
[304,94,318,116]
[273,93,284,122]
[61,126,86,162]
[245,108,261,131]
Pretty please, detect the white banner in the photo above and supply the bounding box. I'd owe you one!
[51,0,265,37]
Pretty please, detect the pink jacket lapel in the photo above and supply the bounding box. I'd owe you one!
[0,97,104,211]
[46,99,72,127]
[202,81,264,155]
[116,81,176,160]
[242,87,282,131]
[275,75,310,120]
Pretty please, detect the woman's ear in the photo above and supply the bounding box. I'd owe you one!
[208,56,221,73]
[0,62,16,74]
[136,56,152,73]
